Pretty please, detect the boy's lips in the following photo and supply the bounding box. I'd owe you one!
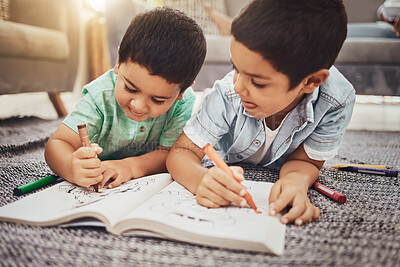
[242,99,257,109]
[129,107,145,117]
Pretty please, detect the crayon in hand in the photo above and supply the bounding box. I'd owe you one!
[203,143,260,213]
[77,123,99,192]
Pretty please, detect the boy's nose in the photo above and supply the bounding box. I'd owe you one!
[130,98,148,113]
[233,74,248,96]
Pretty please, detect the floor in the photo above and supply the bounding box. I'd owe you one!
[0,91,399,131]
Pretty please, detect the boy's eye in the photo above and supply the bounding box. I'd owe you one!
[152,98,165,105]
[124,84,137,93]
[251,79,266,89]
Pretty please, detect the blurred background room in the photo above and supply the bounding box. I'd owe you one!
[0,0,399,130]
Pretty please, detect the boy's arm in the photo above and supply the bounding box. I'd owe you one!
[45,124,103,187]
[166,132,246,208]
[268,143,323,225]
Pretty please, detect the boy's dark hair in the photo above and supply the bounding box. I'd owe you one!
[119,7,206,92]
[231,0,347,90]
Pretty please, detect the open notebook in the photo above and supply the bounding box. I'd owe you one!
[0,173,285,255]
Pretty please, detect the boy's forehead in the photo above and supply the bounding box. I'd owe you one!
[230,39,281,78]
[120,63,181,96]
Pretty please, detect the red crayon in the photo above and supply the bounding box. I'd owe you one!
[313,182,346,204]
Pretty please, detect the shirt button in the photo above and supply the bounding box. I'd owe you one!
[237,155,243,159]
[139,126,145,132]
[254,140,261,146]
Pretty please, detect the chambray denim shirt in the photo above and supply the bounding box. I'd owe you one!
[184,66,356,170]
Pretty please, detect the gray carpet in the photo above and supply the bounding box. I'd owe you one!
[0,117,399,266]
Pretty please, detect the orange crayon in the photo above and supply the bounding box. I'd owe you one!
[203,143,260,213]
[77,123,99,192]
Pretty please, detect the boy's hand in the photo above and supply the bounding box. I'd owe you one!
[195,166,248,208]
[268,174,320,226]
[99,159,135,189]
[71,144,103,187]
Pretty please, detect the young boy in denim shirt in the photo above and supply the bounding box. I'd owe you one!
[45,8,206,189]
[167,0,355,225]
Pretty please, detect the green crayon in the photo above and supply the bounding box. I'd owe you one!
[13,175,58,196]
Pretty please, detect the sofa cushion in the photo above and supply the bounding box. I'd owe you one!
[0,0,8,20]
[337,37,400,64]
[8,0,68,32]
[163,0,227,35]
[204,35,231,63]
[0,20,69,60]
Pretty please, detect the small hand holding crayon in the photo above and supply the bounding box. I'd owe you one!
[201,144,260,213]
[72,124,103,191]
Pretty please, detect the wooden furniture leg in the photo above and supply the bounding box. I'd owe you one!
[48,92,68,118]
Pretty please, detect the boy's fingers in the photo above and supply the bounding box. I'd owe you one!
[312,206,321,221]
[208,168,247,206]
[268,182,282,204]
[268,190,293,216]
[108,176,124,189]
[80,158,101,169]
[208,184,244,206]
[198,186,231,206]
[81,168,102,179]
[79,175,103,188]
[198,181,231,206]
[99,168,116,188]
[209,167,244,195]
[296,206,320,225]
[90,143,103,154]
[280,201,306,224]
[231,169,245,181]
[196,195,221,208]
[76,147,97,159]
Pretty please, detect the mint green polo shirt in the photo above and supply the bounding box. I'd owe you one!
[63,69,195,160]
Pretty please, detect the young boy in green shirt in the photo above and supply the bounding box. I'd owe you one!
[45,8,206,189]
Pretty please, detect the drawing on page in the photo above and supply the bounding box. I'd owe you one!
[150,189,237,228]
[59,178,156,209]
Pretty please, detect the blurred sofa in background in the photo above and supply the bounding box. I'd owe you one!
[336,0,400,96]
[105,0,399,95]
[0,0,80,117]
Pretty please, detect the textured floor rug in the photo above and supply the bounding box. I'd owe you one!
[0,117,399,266]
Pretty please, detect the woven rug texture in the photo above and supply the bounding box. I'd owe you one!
[0,117,399,266]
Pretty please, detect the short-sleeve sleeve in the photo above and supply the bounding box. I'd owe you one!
[184,75,237,149]
[62,88,104,142]
[159,88,196,147]
[304,92,355,160]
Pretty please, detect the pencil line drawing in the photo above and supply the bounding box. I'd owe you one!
[59,178,156,209]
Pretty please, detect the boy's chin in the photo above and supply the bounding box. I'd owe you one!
[128,115,150,122]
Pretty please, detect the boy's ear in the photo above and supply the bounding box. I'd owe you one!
[176,82,195,100]
[302,69,330,93]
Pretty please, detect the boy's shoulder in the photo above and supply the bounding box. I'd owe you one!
[211,71,240,104]
[180,87,195,103]
[82,69,116,97]
[318,66,356,108]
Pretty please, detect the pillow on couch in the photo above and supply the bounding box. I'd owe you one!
[0,0,9,20]
[163,0,227,35]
